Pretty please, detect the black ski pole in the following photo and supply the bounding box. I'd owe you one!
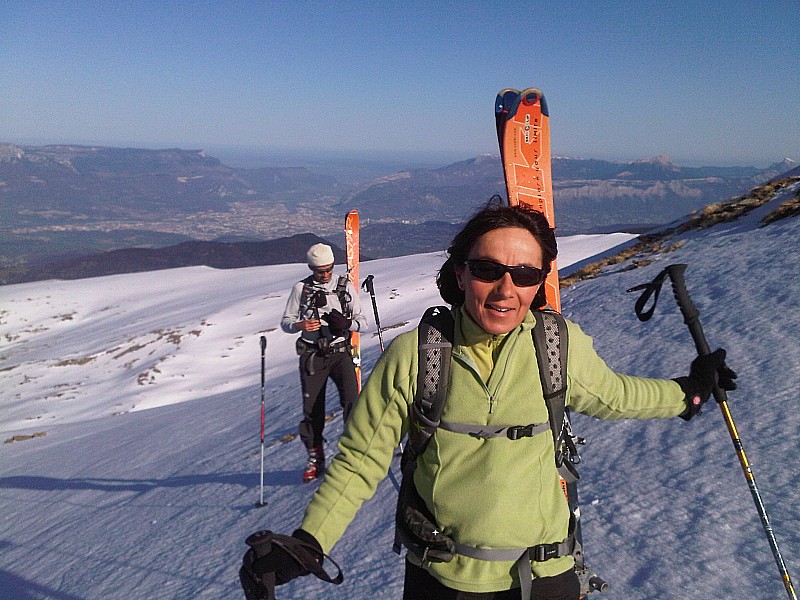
[629,263,797,600]
[257,335,268,508]
[361,275,385,352]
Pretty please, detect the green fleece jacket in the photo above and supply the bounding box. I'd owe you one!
[300,307,687,593]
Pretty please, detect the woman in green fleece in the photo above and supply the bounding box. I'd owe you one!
[239,201,736,600]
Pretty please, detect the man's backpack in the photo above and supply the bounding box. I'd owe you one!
[299,275,352,319]
[297,275,354,356]
[394,306,603,598]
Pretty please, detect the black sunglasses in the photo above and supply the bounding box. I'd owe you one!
[311,265,334,274]
[464,259,546,287]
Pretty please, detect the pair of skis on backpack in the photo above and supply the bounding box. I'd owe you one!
[496,87,606,596]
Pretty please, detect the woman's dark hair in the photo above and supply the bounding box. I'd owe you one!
[436,196,558,309]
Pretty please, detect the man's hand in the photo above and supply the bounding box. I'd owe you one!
[295,319,321,332]
[325,309,351,331]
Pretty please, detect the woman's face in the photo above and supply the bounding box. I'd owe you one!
[455,227,544,335]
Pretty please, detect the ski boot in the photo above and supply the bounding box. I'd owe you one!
[302,445,325,483]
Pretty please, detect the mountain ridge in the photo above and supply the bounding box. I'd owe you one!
[1,143,796,273]
[4,173,797,286]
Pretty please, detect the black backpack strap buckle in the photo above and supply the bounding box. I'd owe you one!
[507,424,534,440]
[531,541,566,562]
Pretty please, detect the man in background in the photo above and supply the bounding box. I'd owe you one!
[280,243,367,482]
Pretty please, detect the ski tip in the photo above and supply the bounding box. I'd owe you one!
[518,87,548,116]
[345,209,359,227]
[495,88,520,117]
[496,88,519,100]
[519,87,545,98]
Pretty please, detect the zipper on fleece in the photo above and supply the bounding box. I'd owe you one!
[452,349,495,415]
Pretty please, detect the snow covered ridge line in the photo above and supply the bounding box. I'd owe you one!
[561,176,800,289]
[688,176,800,228]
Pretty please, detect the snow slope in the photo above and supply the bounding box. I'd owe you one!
[1,190,798,599]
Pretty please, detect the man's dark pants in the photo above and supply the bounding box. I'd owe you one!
[298,349,358,448]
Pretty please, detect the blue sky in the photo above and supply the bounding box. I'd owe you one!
[2,1,798,166]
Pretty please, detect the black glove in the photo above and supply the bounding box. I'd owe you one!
[675,348,738,420]
[325,309,352,336]
[239,529,322,600]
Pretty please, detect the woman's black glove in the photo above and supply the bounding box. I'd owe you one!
[325,309,352,337]
[674,348,738,420]
[239,529,322,600]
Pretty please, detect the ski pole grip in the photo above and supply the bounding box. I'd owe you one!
[664,264,729,404]
[260,335,267,353]
[362,274,375,294]
[664,264,710,355]
[664,265,698,323]
[245,530,274,557]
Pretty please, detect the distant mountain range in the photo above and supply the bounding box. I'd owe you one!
[3,170,799,287]
[336,153,797,232]
[0,142,796,284]
[0,144,339,220]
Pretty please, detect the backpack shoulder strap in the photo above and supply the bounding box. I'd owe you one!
[299,276,317,312]
[531,310,570,468]
[406,306,454,460]
[394,306,454,556]
[335,275,352,316]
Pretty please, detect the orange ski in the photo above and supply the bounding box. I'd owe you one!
[497,88,607,597]
[496,88,560,312]
[344,209,361,391]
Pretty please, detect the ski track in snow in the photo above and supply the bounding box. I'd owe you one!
[1,193,799,599]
